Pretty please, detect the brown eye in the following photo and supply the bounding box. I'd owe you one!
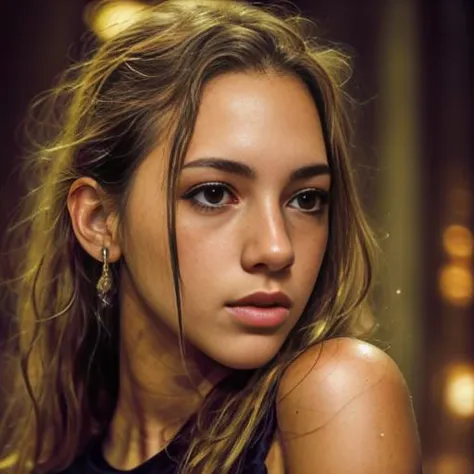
[288,189,329,214]
[183,182,238,210]
[297,192,318,210]
[202,185,226,205]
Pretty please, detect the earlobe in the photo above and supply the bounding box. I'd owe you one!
[67,177,122,263]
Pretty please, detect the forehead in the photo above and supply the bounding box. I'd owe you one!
[184,72,328,171]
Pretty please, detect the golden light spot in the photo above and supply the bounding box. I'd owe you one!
[444,364,474,418]
[425,453,472,474]
[443,225,473,259]
[84,0,147,41]
[438,263,473,307]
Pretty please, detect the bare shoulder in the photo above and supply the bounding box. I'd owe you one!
[277,337,410,410]
[275,337,421,474]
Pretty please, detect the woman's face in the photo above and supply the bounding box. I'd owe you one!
[120,72,330,369]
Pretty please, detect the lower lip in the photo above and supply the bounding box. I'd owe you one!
[226,305,289,328]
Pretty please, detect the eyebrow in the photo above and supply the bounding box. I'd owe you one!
[182,158,331,181]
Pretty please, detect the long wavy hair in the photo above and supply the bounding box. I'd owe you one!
[0,1,378,472]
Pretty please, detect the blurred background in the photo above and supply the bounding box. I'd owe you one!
[0,0,473,472]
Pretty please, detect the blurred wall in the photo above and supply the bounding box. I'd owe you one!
[418,1,474,472]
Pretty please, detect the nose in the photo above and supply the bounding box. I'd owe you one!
[241,203,295,273]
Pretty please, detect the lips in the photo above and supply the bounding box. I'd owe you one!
[227,291,292,309]
[226,291,292,328]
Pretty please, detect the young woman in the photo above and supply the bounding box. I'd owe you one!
[0,0,421,473]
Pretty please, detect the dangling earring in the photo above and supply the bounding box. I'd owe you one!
[97,247,113,308]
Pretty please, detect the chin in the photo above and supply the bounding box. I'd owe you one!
[205,338,283,370]
[222,358,275,370]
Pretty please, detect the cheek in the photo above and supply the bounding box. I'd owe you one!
[294,226,328,288]
[177,220,222,292]
[120,190,178,325]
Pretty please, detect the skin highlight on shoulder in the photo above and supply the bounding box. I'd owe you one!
[274,338,421,473]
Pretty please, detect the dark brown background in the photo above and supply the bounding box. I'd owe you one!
[1,1,473,471]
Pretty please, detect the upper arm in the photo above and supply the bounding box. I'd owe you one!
[275,337,421,474]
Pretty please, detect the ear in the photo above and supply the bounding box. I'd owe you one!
[67,177,122,263]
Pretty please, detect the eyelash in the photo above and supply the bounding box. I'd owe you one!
[182,182,329,215]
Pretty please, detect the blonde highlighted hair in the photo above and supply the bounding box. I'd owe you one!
[0,1,377,472]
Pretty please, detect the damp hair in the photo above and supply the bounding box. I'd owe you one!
[0,1,378,473]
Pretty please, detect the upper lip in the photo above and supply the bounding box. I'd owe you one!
[227,291,293,309]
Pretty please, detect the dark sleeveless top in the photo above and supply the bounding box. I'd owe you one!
[57,384,278,474]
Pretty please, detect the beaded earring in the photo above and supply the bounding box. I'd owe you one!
[96,247,113,308]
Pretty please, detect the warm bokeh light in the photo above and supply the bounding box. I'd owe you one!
[425,454,472,474]
[444,364,474,418]
[443,225,473,259]
[438,263,473,307]
[85,1,147,41]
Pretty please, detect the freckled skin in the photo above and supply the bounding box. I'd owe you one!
[120,72,330,369]
[68,71,420,472]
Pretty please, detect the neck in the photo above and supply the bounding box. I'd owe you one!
[103,271,229,469]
